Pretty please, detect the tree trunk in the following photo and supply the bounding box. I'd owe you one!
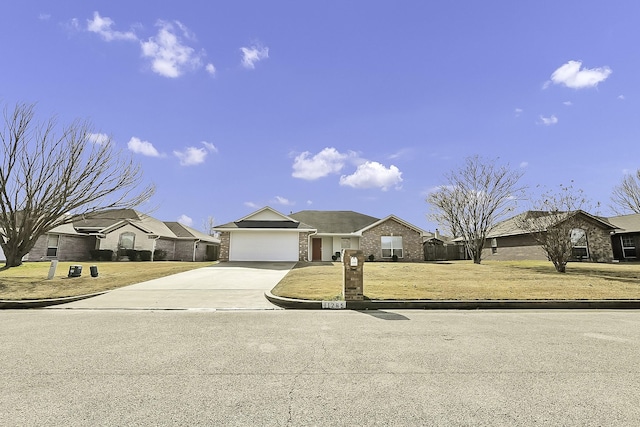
[4,250,24,268]
[553,261,566,273]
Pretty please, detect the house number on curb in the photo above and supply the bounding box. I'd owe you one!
[322,301,346,309]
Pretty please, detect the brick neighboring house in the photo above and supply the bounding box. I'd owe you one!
[20,209,220,262]
[214,207,429,262]
[482,210,617,262]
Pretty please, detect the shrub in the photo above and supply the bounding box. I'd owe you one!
[368,254,375,262]
[392,254,398,262]
[139,250,152,261]
[90,249,114,261]
[125,249,140,261]
[154,249,167,261]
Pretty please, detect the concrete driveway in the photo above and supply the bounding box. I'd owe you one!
[52,262,295,310]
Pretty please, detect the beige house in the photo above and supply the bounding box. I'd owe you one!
[215,207,427,262]
[25,209,219,262]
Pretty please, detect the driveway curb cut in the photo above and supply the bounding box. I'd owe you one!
[265,292,640,310]
[0,292,108,309]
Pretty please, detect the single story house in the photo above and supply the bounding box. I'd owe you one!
[608,213,640,261]
[214,207,428,262]
[17,209,220,262]
[482,210,618,262]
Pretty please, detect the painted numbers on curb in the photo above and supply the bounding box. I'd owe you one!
[321,301,346,309]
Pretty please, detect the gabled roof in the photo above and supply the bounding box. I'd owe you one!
[289,210,379,234]
[358,214,427,236]
[215,207,315,230]
[608,213,640,234]
[165,222,220,243]
[47,209,218,242]
[487,210,618,239]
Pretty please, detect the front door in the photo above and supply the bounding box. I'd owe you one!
[312,238,322,261]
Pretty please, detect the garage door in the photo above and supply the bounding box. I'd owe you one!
[230,231,299,262]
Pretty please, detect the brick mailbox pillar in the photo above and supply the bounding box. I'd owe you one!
[342,249,364,301]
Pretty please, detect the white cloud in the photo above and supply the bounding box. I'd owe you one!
[39,13,51,21]
[173,146,207,166]
[292,147,352,180]
[514,108,523,117]
[88,132,109,145]
[520,161,529,168]
[86,11,137,42]
[244,201,259,209]
[240,44,269,69]
[339,161,403,191]
[141,20,203,78]
[306,200,313,206]
[563,101,573,106]
[547,60,612,89]
[273,196,294,206]
[177,214,193,227]
[538,115,558,126]
[618,95,625,100]
[205,63,216,76]
[128,137,162,157]
[201,141,218,152]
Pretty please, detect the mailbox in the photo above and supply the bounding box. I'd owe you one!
[68,265,82,278]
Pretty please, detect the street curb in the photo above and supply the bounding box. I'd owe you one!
[0,292,108,309]
[265,291,640,310]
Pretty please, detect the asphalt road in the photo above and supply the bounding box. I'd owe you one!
[1,309,639,426]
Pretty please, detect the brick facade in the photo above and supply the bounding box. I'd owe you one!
[298,231,310,261]
[484,221,614,262]
[29,233,96,262]
[219,232,230,262]
[360,219,423,262]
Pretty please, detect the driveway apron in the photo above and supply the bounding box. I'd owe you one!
[52,262,294,310]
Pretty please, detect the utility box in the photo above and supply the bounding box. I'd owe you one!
[342,249,364,301]
[90,265,99,277]
[68,265,82,278]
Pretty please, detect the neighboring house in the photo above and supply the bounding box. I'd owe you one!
[26,209,220,262]
[214,207,428,262]
[608,213,640,261]
[482,210,617,262]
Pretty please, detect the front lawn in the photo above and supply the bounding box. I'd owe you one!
[0,261,213,300]
[271,260,640,300]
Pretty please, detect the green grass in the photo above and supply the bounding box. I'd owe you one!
[271,260,640,300]
[0,261,213,300]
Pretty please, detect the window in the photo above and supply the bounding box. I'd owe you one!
[381,236,403,258]
[46,234,59,257]
[341,238,351,249]
[621,235,637,259]
[570,228,589,259]
[491,238,498,254]
[119,232,135,250]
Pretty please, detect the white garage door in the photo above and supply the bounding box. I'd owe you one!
[230,231,299,262]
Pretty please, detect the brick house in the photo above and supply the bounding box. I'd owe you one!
[608,213,640,261]
[17,209,220,263]
[482,210,617,262]
[214,207,428,262]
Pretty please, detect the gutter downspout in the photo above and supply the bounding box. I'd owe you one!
[192,239,201,262]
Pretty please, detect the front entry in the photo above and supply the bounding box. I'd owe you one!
[312,238,322,261]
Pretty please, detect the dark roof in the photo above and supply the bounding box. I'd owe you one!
[289,210,379,234]
[72,209,142,229]
[235,220,301,229]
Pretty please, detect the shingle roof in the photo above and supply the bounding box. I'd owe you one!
[487,210,617,239]
[608,213,640,233]
[289,210,379,234]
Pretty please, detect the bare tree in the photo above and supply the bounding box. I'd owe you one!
[611,170,640,214]
[516,184,593,273]
[202,215,216,236]
[0,102,155,268]
[427,155,524,264]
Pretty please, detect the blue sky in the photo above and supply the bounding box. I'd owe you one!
[2,1,639,233]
